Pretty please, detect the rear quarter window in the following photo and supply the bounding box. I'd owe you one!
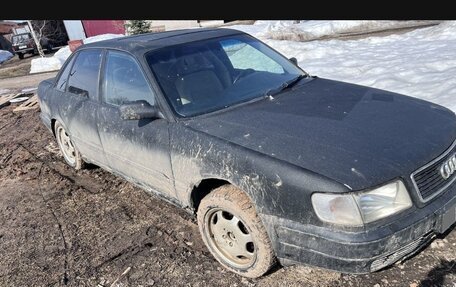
[12,34,31,45]
[55,55,76,92]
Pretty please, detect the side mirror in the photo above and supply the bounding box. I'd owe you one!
[119,100,162,120]
[289,57,298,66]
[68,85,88,97]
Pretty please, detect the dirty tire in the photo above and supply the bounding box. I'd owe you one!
[197,185,276,278]
[54,122,84,170]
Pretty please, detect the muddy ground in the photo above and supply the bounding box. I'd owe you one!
[0,101,455,286]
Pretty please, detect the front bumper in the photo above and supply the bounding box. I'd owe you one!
[14,48,35,54]
[266,184,456,273]
[40,112,52,133]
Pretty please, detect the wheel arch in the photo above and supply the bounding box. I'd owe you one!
[51,118,57,137]
[189,176,262,214]
[51,118,71,139]
[189,177,231,212]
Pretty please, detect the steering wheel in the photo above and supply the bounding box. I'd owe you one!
[233,68,255,84]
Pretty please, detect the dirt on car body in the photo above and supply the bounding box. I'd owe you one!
[0,106,455,286]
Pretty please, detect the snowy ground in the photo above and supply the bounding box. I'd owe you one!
[233,20,438,42]
[230,20,438,41]
[231,21,456,112]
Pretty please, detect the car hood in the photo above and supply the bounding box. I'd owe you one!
[185,78,456,190]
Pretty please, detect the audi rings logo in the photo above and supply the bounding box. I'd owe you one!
[440,153,456,180]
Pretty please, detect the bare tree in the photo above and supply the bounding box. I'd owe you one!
[28,20,69,57]
[32,20,68,43]
[35,20,47,41]
[27,20,44,57]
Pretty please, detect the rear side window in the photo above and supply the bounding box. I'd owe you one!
[67,49,102,99]
[55,55,76,92]
[102,50,155,106]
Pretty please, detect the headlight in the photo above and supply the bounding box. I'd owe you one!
[311,180,412,226]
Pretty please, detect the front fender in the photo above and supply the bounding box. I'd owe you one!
[170,123,348,224]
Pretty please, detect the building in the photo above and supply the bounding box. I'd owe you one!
[63,20,227,41]
[1,20,232,53]
[0,21,19,52]
[64,20,126,40]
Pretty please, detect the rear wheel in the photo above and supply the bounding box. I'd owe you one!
[54,122,84,170]
[197,185,276,278]
[17,53,24,59]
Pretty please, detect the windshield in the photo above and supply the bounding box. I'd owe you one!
[146,34,304,117]
[12,34,31,45]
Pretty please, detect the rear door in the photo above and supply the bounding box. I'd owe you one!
[97,50,175,197]
[57,49,107,166]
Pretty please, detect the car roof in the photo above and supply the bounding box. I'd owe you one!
[81,28,245,55]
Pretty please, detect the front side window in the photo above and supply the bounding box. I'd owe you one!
[146,34,303,117]
[67,49,102,99]
[102,51,155,106]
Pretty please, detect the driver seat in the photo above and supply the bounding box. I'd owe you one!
[173,53,224,105]
[175,70,224,105]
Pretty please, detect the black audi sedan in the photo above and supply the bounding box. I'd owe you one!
[37,28,456,278]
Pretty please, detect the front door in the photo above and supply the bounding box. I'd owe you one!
[97,50,175,197]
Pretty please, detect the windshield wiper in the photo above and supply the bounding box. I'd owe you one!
[264,74,307,98]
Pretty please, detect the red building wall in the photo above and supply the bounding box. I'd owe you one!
[82,20,125,37]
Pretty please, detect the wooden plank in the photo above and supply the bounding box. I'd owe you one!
[13,95,40,112]
[0,93,21,108]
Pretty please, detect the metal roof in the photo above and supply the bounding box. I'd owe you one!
[81,28,244,55]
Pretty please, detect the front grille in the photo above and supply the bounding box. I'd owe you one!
[411,141,456,202]
[370,233,433,272]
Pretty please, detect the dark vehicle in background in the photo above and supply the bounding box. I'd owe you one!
[37,28,456,278]
[11,32,53,59]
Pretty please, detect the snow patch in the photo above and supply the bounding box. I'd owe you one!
[0,50,13,64]
[82,33,124,44]
[268,21,435,41]
[0,88,11,95]
[53,46,72,65]
[22,87,37,93]
[30,57,62,74]
[247,21,456,112]
[230,20,438,42]
[30,34,125,74]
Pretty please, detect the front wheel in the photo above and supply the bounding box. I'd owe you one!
[197,185,276,278]
[17,52,24,59]
[54,122,84,170]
